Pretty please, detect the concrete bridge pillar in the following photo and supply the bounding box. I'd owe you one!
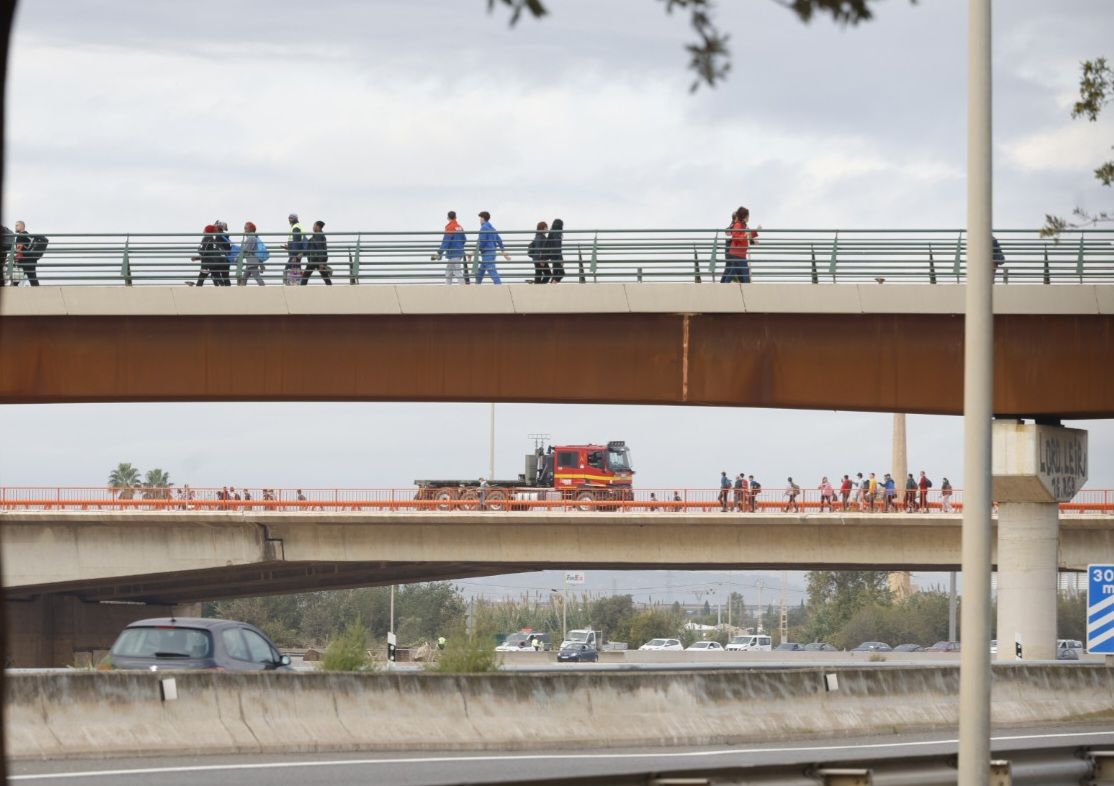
[5,595,201,668]
[992,421,1087,661]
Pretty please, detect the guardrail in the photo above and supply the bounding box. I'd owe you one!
[3,228,1112,286]
[0,486,1111,513]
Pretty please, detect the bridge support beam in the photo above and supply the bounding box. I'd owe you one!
[993,421,1088,662]
[5,595,200,668]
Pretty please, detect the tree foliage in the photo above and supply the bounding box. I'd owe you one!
[108,462,141,489]
[487,0,911,91]
[1043,57,1113,236]
[206,582,466,649]
[797,571,892,644]
[321,620,374,671]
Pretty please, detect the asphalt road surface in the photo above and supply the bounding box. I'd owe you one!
[12,727,1114,786]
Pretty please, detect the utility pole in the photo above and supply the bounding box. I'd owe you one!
[779,571,789,646]
[755,578,766,634]
[488,403,496,480]
[949,571,958,642]
[958,0,994,783]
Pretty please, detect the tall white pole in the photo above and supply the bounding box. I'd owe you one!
[488,403,496,481]
[389,583,395,635]
[959,0,994,783]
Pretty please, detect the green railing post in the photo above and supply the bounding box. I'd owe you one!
[691,245,702,284]
[4,248,12,285]
[121,235,133,286]
[709,232,719,280]
[928,244,937,284]
[810,245,819,284]
[1076,232,1085,283]
[1043,245,1051,285]
[953,231,964,283]
[828,232,839,284]
[590,233,599,283]
[577,246,586,284]
[637,267,643,283]
[351,235,361,285]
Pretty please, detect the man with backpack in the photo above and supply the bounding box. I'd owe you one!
[301,220,332,285]
[918,471,932,512]
[13,220,45,287]
[284,212,306,285]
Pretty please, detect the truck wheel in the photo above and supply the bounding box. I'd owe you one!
[458,489,480,510]
[485,489,508,511]
[434,489,458,511]
[575,491,595,511]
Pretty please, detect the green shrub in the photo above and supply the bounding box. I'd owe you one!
[426,625,499,674]
[321,621,374,672]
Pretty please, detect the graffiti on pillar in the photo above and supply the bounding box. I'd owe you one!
[1038,428,1088,502]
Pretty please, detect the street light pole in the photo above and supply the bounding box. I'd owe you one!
[959,0,994,783]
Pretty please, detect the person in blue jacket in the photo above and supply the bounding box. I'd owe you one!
[476,210,511,285]
[435,211,468,285]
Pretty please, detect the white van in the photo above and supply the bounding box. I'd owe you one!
[560,629,598,651]
[726,634,772,652]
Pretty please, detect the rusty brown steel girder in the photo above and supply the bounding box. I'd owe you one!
[0,312,1110,417]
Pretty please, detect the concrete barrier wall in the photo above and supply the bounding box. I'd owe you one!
[7,665,1114,760]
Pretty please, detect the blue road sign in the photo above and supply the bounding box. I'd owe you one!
[1087,564,1114,654]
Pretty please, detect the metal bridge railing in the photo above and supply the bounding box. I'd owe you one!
[2,228,1112,287]
[0,486,1110,513]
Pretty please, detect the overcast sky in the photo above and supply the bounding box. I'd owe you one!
[2,1,1112,597]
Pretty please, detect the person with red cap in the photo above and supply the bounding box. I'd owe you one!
[193,224,220,286]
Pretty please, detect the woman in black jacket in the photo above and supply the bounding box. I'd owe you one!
[546,218,565,283]
[527,221,550,284]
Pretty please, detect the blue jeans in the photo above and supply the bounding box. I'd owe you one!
[720,254,750,283]
[477,256,502,285]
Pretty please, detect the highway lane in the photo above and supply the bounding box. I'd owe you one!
[12,727,1114,786]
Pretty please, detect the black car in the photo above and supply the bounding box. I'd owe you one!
[556,643,598,663]
[803,642,838,652]
[101,617,292,672]
[774,642,804,651]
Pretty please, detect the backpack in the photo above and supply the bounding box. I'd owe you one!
[926,478,933,488]
[751,481,761,492]
[256,238,271,263]
[25,235,48,262]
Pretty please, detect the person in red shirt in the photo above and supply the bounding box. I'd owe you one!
[918,471,931,512]
[839,475,852,511]
[720,206,759,284]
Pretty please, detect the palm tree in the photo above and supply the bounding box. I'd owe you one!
[142,468,172,501]
[143,468,171,488]
[108,463,141,489]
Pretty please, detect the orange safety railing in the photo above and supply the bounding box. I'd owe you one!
[0,486,1111,514]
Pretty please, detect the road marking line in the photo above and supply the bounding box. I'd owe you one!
[12,731,1114,781]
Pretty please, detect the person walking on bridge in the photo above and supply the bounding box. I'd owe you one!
[476,211,510,285]
[784,477,800,513]
[819,477,834,512]
[436,210,468,285]
[546,218,565,282]
[718,471,731,512]
[720,207,758,284]
[528,221,551,284]
[918,470,932,512]
[239,222,266,285]
[903,473,917,512]
[12,221,41,286]
[301,221,332,285]
[839,475,852,511]
[882,473,897,512]
[284,213,306,285]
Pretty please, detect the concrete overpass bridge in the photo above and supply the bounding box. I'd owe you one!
[5,507,1114,665]
[1,226,1112,417]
